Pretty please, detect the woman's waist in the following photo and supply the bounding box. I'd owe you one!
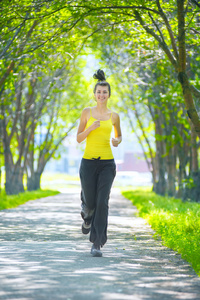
[83,144,113,160]
[85,139,111,147]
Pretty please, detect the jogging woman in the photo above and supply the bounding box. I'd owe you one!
[77,69,122,257]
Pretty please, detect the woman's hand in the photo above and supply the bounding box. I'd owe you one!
[77,109,101,143]
[112,137,120,147]
[91,120,100,130]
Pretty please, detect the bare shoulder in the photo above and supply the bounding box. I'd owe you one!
[82,107,90,115]
[81,107,90,120]
[111,111,120,124]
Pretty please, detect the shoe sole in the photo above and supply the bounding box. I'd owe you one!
[82,223,91,235]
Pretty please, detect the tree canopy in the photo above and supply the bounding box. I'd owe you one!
[1,0,200,200]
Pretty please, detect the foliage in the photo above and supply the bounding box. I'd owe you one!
[0,189,60,210]
[88,29,198,199]
[73,0,200,135]
[1,55,89,193]
[1,0,200,196]
[0,0,90,193]
[122,189,200,276]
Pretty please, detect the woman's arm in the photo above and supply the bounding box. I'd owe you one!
[76,108,100,143]
[111,112,122,147]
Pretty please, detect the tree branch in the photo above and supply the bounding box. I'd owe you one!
[190,0,200,8]
[148,12,165,43]
[0,61,15,88]
[190,27,200,34]
[0,15,27,59]
[19,16,82,55]
[0,20,38,88]
[8,74,25,143]
[156,0,179,60]
[134,10,178,71]
[82,5,160,15]
[190,85,200,100]
[44,122,76,166]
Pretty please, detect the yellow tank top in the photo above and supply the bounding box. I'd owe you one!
[83,109,114,160]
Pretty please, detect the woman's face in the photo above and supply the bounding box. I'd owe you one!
[94,85,110,103]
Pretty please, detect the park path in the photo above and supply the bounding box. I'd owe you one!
[0,188,200,300]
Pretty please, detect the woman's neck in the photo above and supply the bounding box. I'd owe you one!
[96,103,108,114]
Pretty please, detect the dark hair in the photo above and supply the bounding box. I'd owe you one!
[93,69,111,96]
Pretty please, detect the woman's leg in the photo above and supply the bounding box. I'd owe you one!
[90,160,116,247]
[79,159,97,223]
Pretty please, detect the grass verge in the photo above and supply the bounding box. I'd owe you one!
[122,189,200,276]
[0,189,60,210]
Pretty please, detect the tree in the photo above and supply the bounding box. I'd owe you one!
[0,1,89,194]
[60,0,200,136]
[26,59,90,191]
[91,26,199,200]
[1,47,89,194]
[1,0,200,199]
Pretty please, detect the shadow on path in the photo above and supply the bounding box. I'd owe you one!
[0,189,199,300]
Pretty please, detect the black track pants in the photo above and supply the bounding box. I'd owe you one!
[79,158,116,247]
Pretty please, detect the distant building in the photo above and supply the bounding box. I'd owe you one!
[117,152,149,172]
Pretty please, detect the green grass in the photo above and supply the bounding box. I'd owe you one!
[122,189,200,276]
[0,171,79,210]
[0,189,60,210]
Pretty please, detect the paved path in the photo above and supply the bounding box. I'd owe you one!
[0,188,200,300]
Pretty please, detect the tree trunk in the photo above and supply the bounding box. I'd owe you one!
[151,157,157,191]
[183,126,200,201]
[177,143,188,198]
[166,146,176,197]
[27,172,41,191]
[177,0,200,137]
[189,126,200,202]
[2,101,26,195]
[5,166,24,195]
[0,119,2,194]
[154,144,166,195]
[191,125,198,173]
[154,122,166,195]
[26,131,42,191]
[190,171,200,202]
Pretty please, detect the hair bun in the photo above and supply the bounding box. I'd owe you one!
[93,69,106,81]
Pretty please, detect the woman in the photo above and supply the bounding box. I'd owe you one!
[77,69,122,257]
